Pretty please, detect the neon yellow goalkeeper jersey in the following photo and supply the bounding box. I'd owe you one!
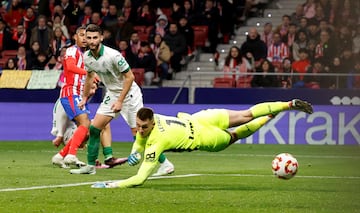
[117,109,232,188]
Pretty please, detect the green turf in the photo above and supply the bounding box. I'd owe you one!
[0,142,359,213]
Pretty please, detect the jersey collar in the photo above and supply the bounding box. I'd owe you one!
[88,44,105,59]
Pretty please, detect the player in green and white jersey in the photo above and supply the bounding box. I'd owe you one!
[91,99,313,188]
[70,24,174,175]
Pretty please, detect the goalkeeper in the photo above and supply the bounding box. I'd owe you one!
[91,99,313,188]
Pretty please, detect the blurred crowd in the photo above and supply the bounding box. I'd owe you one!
[222,0,360,89]
[0,0,254,86]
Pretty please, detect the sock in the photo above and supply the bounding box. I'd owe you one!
[250,102,290,118]
[87,125,101,166]
[234,116,271,139]
[68,125,88,155]
[103,146,113,160]
[59,139,71,157]
[158,153,166,163]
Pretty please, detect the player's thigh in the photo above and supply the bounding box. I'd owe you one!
[198,126,231,152]
[121,89,144,128]
[192,109,229,129]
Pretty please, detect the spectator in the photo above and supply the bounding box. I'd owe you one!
[171,1,183,23]
[118,39,136,68]
[148,14,169,43]
[339,48,355,88]
[327,56,342,89]
[31,52,48,70]
[134,41,157,86]
[303,0,316,19]
[0,19,16,52]
[30,15,54,56]
[53,13,70,40]
[304,59,327,89]
[21,7,37,45]
[279,58,293,88]
[306,20,320,41]
[298,17,308,32]
[52,5,71,30]
[198,0,220,55]
[78,4,92,27]
[306,39,317,62]
[222,46,252,88]
[121,0,135,23]
[129,32,141,56]
[115,15,134,46]
[4,58,18,70]
[318,19,333,35]
[334,26,353,56]
[150,34,171,81]
[291,4,304,26]
[100,0,110,17]
[136,3,156,26]
[163,22,187,73]
[102,28,116,49]
[181,0,196,25]
[15,45,29,70]
[260,22,273,48]
[3,0,25,29]
[52,27,68,58]
[251,59,279,88]
[292,30,309,61]
[102,4,119,36]
[72,0,86,27]
[275,14,291,40]
[240,27,267,67]
[11,24,28,49]
[26,41,41,70]
[217,0,235,44]
[314,30,336,66]
[311,4,326,23]
[178,16,194,60]
[292,48,311,88]
[90,12,105,29]
[286,23,297,55]
[58,0,76,25]
[267,32,289,70]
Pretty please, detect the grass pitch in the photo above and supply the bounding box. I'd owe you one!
[0,142,359,213]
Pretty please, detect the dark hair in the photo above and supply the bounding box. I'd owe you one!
[76,26,86,34]
[86,24,102,34]
[137,107,154,121]
[224,46,242,66]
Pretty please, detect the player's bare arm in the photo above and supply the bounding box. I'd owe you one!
[111,69,135,113]
[79,72,95,109]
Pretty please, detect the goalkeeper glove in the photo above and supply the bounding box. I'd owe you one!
[128,152,141,166]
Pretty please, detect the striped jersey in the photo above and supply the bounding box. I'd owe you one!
[60,45,86,98]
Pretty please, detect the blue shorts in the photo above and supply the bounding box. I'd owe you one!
[60,95,90,121]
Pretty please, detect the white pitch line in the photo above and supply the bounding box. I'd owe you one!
[1,173,359,192]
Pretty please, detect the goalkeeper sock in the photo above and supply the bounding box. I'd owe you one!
[158,153,166,163]
[103,146,113,160]
[234,116,271,139]
[250,101,290,118]
[68,125,88,155]
[87,125,101,166]
[59,139,71,157]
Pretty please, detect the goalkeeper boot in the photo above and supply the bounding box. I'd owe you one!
[70,165,96,174]
[291,99,313,114]
[104,157,128,168]
[64,154,86,167]
[152,159,175,177]
[52,153,69,168]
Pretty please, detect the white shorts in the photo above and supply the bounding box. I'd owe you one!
[96,87,143,128]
